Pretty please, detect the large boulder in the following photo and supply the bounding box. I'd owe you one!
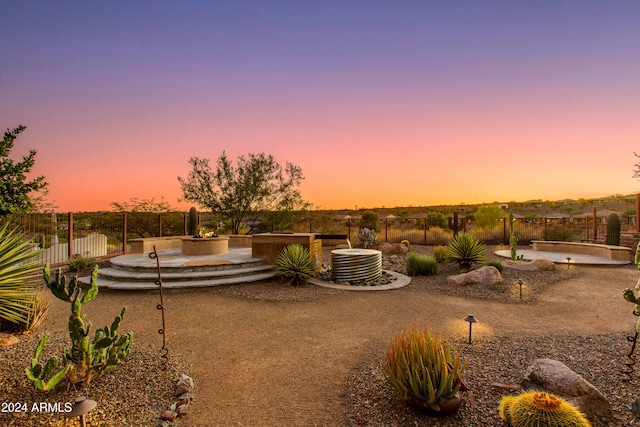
[447,266,503,286]
[530,258,556,271]
[504,259,556,271]
[521,358,612,424]
[379,242,408,255]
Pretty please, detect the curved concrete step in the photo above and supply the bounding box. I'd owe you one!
[94,264,276,282]
[90,271,279,290]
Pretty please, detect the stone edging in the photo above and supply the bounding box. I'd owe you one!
[307,270,411,291]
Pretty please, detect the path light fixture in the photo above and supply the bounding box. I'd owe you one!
[463,314,478,344]
[517,279,525,300]
[65,397,97,427]
[567,257,571,270]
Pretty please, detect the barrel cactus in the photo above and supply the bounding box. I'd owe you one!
[499,391,592,427]
[606,212,621,246]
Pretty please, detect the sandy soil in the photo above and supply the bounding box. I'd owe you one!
[32,254,639,427]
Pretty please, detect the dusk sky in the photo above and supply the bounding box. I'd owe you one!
[2,1,639,212]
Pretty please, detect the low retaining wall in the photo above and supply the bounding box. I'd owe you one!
[129,236,183,253]
[532,240,633,261]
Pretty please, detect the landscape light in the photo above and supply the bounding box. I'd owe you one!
[517,279,524,300]
[463,314,478,344]
[65,397,97,427]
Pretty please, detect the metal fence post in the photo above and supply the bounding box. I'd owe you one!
[502,217,507,245]
[184,212,187,236]
[424,217,427,245]
[67,212,74,259]
[123,212,127,253]
[592,206,597,241]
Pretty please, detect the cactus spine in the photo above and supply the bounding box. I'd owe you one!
[499,391,592,427]
[26,265,133,390]
[606,212,621,246]
[188,207,198,236]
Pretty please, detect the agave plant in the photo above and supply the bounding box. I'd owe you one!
[0,223,42,329]
[384,324,468,413]
[446,233,487,270]
[274,244,315,286]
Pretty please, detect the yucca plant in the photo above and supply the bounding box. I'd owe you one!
[406,252,438,276]
[274,244,315,286]
[384,324,468,414]
[0,223,42,330]
[446,233,487,270]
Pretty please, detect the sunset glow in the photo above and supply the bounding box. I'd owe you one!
[2,1,639,212]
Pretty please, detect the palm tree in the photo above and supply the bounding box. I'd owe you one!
[0,223,43,329]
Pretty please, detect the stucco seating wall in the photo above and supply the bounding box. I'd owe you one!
[252,232,322,271]
[532,240,633,261]
[129,236,183,254]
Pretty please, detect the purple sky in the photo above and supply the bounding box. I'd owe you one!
[2,1,639,211]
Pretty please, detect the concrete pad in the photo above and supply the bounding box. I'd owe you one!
[495,249,630,266]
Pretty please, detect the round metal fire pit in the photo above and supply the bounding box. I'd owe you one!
[331,248,382,282]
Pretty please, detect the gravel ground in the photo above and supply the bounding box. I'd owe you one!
[0,333,190,427]
[1,246,637,426]
[344,334,640,427]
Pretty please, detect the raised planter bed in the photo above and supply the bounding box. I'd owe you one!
[129,236,183,254]
[532,240,633,261]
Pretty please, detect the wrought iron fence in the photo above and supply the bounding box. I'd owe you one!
[3,210,635,266]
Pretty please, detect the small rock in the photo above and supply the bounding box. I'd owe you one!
[0,333,19,347]
[161,410,177,421]
[176,403,189,415]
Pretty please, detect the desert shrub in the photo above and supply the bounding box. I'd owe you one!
[274,244,315,286]
[543,225,574,242]
[426,211,448,229]
[384,324,468,413]
[433,245,448,263]
[484,260,504,273]
[426,226,452,245]
[68,253,95,272]
[360,210,380,232]
[474,205,506,229]
[357,228,377,248]
[406,253,438,276]
[446,233,487,270]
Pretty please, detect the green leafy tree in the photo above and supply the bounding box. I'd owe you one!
[426,211,448,229]
[359,210,380,232]
[474,205,506,229]
[0,126,48,217]
[178,152,309,234]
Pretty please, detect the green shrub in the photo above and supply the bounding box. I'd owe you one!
[384,324,468,413]
[406,253,438,276]
[359,210,380,232]
[274,244,315,286]
[484,260,504,273]
[68,253,95,272]
[426,211,448,229]
[433,245,448,263]
[446,233,487,270]
[543,225,574,242]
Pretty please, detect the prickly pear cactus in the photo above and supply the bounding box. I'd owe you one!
[499,391,592,427]
[25,334,68,392]
[31,265,133,387]
[623,242,640,333]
